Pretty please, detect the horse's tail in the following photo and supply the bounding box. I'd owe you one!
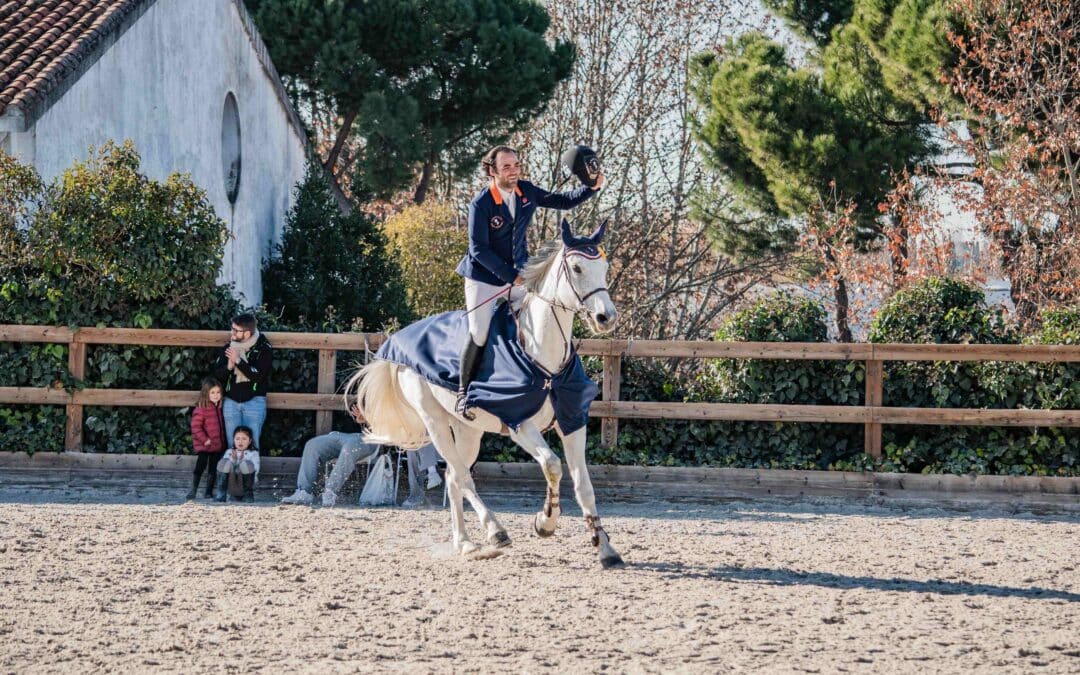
[344,360,430,449]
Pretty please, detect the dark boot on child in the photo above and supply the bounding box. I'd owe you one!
[242,473,255,503]
[203,469,216,498]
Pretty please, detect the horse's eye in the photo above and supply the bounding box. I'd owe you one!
[572,265,582,274]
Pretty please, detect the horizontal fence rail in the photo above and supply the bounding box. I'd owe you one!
[2,325,1080,456]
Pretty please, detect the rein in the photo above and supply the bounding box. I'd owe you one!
[521,246,609,370]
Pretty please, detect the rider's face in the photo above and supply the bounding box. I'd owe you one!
[490,151,521,189]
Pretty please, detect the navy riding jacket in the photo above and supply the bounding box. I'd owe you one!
[455,180,597,286]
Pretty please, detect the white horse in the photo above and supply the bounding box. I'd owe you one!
[346,220,624,568]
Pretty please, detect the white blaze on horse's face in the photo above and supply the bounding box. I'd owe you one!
[564,248,618,334]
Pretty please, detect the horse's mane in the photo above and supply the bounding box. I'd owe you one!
[520,240,563,294]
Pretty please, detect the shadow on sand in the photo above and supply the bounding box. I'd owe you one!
[627,561,1080,602]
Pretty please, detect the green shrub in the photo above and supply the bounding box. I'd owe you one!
[262,161,412,332]
[0,143,241,453]
[382,201,467,317]
[578,294,867,470]
[0,145,345,456]
[870,278,1077,475]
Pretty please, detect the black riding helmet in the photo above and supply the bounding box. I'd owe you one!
[560,145,601,188]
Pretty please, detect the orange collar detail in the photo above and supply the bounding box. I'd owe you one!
[490,181,523,206]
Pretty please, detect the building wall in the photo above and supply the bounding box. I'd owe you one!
[9,0,307,306]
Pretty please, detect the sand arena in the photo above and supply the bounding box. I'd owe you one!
[0,491,1078,673]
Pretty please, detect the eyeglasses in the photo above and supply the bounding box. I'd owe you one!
[230,327,247,335]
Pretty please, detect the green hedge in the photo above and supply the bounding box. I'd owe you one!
[0,143,397,457]
[483,283,1077,476]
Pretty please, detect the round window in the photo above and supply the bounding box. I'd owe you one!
[222,92,241,204]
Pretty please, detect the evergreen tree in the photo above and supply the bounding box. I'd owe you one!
[245,0,574,203]
[262,162,412,331]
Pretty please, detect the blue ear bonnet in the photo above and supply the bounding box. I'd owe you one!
[560,219,608,258]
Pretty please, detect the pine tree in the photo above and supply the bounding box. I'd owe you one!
[245,0,575,202]
[262,162,412,331]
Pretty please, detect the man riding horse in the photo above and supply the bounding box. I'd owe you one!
[348,144,624,566]
[454,145,604,419]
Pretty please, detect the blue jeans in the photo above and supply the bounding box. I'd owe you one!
[223,396,267,450]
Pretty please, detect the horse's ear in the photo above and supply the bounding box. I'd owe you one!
[560,219,574,246]
[588,219,608,244]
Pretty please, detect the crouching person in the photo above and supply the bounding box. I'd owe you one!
[215,425,260,502]
[281,404,379,507]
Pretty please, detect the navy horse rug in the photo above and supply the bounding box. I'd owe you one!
[376,302,598,435]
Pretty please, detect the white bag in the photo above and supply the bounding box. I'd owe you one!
[358,453,395,506]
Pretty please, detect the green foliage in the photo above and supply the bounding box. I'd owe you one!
[580,294,866,470]
[382,201,467,317]
[867,278,1077,475]
[261,161,412,332]
[691,0,956,264]
[848,0,958,111]
[0,142,241,454]
[690,32,930,253]
[245,0,575,197]
[867,277,1014,344]
[763,0,854,46]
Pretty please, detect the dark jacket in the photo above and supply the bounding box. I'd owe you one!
[455,180,597,285]
[212,334,273,402]
[191,403,227,453]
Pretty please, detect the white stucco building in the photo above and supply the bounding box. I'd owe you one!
[0,0,310,305]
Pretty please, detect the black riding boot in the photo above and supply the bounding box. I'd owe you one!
[455,339,484,420]
[186,473,199,500]
[214,471,228,502]
[242,473,255,503]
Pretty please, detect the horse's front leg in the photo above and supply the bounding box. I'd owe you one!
[559,427,624,569]
[510,422,562,538]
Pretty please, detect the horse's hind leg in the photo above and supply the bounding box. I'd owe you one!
[398,374,476,555]
[559,427,624,569]
[510,423,563,538]
[448,421,510,548]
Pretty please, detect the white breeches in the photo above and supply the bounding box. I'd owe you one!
[464,278,524,345]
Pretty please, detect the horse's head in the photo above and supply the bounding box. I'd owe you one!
[557,219,618,334]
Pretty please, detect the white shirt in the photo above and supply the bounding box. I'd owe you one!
[498,187,516,219]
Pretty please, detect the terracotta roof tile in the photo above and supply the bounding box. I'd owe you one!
[0,0,147,118]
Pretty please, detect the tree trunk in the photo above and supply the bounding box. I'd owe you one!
[889,219,909,287]
[832,277,854,343]
[413,159,434,205]
[323,108,359,175]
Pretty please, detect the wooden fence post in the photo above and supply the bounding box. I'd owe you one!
[601,354,622,448]
[315,349,336,436]
[64,336,86,452]
[865,358,883,459]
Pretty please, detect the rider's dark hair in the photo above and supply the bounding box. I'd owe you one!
[481,146,518,178]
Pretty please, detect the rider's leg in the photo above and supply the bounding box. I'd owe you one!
[457,278,505,419]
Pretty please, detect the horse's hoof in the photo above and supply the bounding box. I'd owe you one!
[600,553,625,569]
[459,541,479,556]
[533,512,556,538]
[489,530,512,548]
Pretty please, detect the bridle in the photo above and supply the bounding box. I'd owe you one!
[522,245,610,369]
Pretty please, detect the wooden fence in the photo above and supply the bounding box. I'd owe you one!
[2,325,1080,456]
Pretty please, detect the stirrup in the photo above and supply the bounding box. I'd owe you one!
[455,390,475,421]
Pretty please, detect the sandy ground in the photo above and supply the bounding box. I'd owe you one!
[0,490,1077,674]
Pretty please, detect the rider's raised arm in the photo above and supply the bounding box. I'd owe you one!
[468,198,518,284]
[534,183,597,210]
